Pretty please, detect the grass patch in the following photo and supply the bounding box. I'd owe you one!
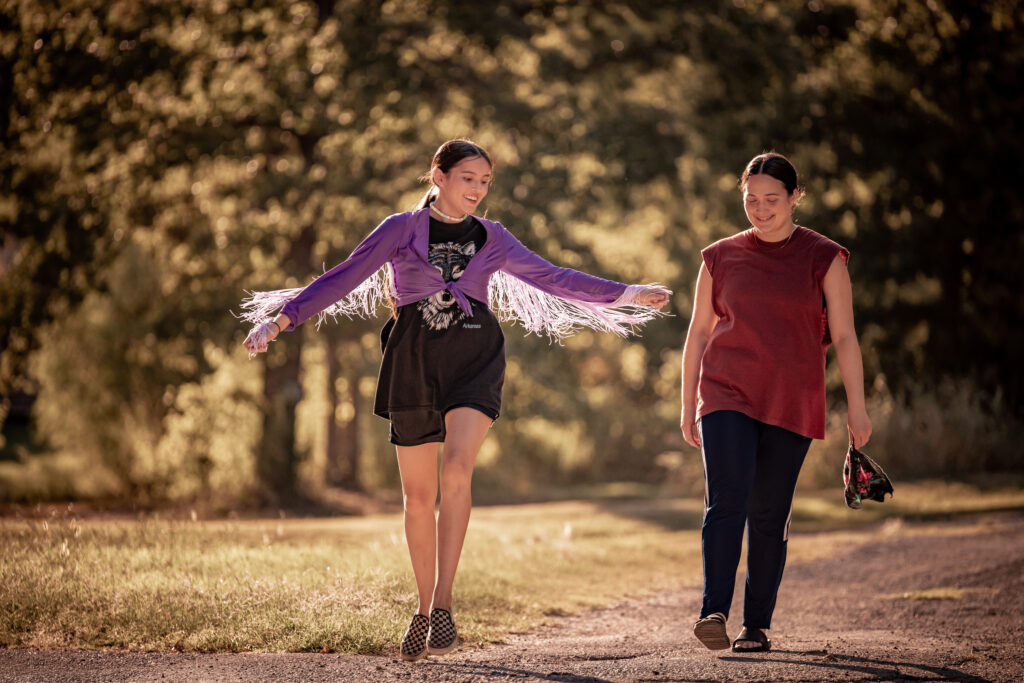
[0,502,704,654]
[885,587,999,601]
[2,481,1022,654]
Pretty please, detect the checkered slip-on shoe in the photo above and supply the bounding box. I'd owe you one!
[400,613,429,661]
[427,607,459,656]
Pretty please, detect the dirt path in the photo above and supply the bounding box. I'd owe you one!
[3,513,1022,682]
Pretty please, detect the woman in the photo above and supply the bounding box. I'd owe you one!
[680,152,871,653]
[242,139,670,661]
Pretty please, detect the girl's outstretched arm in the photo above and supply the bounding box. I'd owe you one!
[491,227,670,339]
[240,213,409,356]
[500,229,634,304]
[277,214,406,331]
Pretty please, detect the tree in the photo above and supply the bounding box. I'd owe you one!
[4,0,1020,504]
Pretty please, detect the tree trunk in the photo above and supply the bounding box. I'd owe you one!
[325,332,362,490]
[257,333,303,504]
[255,223,314,505]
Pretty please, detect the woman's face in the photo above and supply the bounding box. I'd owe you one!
[743,173,797,234]
[433,156,492,216]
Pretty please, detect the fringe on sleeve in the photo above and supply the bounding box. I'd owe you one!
[488,271,666,342]
[237,265,392,330]
[239,266,665,342]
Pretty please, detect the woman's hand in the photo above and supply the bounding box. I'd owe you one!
[680,406,701,449]
[637,285,672,309]
[848,408,872,449]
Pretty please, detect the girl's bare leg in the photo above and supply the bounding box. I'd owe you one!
[396,442,440,615]
[432,407,492,609]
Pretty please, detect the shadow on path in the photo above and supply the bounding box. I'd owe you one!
[438,662,615,682]
[720,649,992,682]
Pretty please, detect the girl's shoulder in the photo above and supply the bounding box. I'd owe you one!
[794,226,850,280]
[795,225,845,250]
[375,208,427,240]
[795,226,850,263]
[382,208,422,225]
[474,215,508,232]
[474,216,515,250]
[700,230,750,276]
[705,229,751,250]
[701,229,751,262]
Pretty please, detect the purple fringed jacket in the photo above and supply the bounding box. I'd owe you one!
[242,207,660,340]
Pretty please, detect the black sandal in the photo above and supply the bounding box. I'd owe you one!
[693,612,730,650]
[731,626,771,653]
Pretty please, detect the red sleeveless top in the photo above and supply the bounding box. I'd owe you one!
[697,226,849,439]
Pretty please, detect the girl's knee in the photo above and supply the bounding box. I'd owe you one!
[439,457,474,492]
[705,487,752,515]
[403,486,437,513]
[746,509,791,539]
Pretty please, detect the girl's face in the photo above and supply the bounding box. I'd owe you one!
[433,156,492,216]
[743,173,797,234]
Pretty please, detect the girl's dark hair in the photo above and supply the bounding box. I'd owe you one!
[740,152,805,203]
[384,140,493,319]
[415,138,493,209]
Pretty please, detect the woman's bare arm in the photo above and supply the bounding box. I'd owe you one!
[681,263,717,449]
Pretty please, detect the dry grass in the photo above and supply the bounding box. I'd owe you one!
[883,587,1000,601]
[0,501,704,653]
[801,378,1024,489]
[2,482,1022,654]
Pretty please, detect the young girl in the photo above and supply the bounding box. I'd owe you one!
[680,152,871,653]
[242,139,670,660]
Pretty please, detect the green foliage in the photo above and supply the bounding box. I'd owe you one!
[2,0,1021,502]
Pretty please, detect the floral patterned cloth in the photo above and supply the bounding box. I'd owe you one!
[843,445,894,509]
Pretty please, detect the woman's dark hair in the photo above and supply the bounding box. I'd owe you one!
[415,138,493,209]
[740,152,804,203]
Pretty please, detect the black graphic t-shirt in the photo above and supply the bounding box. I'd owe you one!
[417,216,488,330]
[373,215,506,438]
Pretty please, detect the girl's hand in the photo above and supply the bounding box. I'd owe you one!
[637,285,672,309]
[243,321,279,355]
[847,408,872,449]
[680,407,701,449]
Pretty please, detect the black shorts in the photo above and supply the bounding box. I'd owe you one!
[375,296,505,448]
[388,403,498,447]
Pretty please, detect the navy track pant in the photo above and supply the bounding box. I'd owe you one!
[698,410,812,629]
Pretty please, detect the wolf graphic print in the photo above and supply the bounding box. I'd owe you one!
[417,241,477,330]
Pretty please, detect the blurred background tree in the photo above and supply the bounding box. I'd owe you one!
[2,0,1021,507]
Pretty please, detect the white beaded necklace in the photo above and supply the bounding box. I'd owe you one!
[430,202,467,222]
